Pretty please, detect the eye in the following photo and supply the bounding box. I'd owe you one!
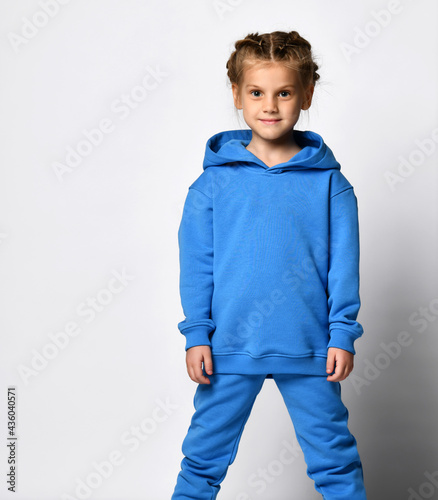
[279,91,291,97]
[250,90,262,97]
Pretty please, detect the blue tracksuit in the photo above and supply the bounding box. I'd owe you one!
[172,129,367,499]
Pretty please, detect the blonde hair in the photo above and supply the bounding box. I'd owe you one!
[226,30,320,91]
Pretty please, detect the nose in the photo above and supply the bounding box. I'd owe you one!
[262,95,278,113]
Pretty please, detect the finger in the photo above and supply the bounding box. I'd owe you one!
[342,363,353,381]
[199,374,211,384]
[337,363,350,382]
[326,350,335,375]
[337,360,347,381]
[327,372,341,382]
[187,363,200,383]
[187,365,196,383]
[193,362,210,384]
[203,353,214,375]
[334,369,346,382]
[327,357,342,382]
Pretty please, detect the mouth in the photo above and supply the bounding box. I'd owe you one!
[259,119,281,125]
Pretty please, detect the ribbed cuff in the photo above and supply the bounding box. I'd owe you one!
[182,325,213,351]
[327,328,359,355]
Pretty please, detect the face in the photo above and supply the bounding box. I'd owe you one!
[232,61,314,147]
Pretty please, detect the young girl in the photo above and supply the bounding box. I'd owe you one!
[171,30,367,499]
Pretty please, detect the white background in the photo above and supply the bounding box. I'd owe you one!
[1,1,437,499]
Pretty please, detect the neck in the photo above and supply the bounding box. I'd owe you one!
[246,131,302,167]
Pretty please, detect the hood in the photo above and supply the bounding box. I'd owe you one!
[202,129,341,172]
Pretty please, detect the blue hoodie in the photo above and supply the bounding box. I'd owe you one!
[177,129,364,376]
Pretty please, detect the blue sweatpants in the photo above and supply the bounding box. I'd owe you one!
[171,373,366,500]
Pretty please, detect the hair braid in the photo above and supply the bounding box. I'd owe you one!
[226,30,320,90]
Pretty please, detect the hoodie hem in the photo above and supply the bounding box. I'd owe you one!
[211,353,328,376]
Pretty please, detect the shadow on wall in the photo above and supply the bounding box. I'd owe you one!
[348,215,438,499]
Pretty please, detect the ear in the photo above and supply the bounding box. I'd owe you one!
[232,83,243,109]
[301,84,314,111]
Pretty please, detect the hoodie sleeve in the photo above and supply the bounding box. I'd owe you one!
[327,186,364,355]
[177,186,216,350]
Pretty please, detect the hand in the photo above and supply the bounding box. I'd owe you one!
[326,347,354,382]
[186,345,214,384]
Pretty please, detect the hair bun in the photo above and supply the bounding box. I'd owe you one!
[226,30,320,87]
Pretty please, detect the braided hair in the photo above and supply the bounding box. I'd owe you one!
[226,31,320,91]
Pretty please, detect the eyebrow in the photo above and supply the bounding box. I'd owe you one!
[244,83,297,90]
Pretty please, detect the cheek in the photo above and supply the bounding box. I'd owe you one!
[288,100,304,113]
[241,100,256,113]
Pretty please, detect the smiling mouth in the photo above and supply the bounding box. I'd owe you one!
[259,119,281,124]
